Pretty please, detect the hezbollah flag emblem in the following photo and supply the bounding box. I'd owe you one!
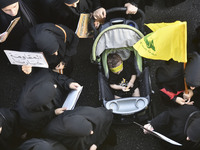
[133,21,187,63]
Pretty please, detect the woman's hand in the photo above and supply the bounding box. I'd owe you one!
[175,97,194,105]
[55,107,66,115]
[69,82,80,90]
[94,20,100,29]
[124,3,138,14]
[0,32,8,43]
[93,7,106,20]
[183,89,194,101]
[143,123,154,134]
[55,61,65,70]
[22,65,32,74]
[90,144,97,150]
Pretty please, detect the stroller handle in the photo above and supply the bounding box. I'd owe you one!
[106,7,145,31]
[90,7,145,37]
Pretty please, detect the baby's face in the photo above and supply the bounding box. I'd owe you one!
[114,61,123,75]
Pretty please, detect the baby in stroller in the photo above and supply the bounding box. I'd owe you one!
[107,53,140,99]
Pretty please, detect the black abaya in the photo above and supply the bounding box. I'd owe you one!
[14,69,74,133]
[17,138,67,150]
[38,0,93,31]
[43,106,113,150]
[20,23,79,73]
[150,105,199,149]
[0,0,37,50]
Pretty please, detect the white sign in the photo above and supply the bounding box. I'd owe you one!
[4,50,49,68]
[62,86,83,110]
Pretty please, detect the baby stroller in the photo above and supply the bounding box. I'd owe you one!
[91,8,152,123]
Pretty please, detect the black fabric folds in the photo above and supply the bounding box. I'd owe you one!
[20,23,79,69]
[17,138,67,150]
[185,52,200,87]
[14,69,74,132]
[0,0,18,8]
[64,0,79,4]
[43,106,113,150]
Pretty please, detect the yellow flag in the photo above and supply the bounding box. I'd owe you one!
[133,21,187,62]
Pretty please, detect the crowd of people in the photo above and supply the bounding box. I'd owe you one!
[1,0,200,150]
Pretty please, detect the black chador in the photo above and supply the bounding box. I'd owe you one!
[43,106,113,150]
[14,69,74,133]
[17,138,67,150]
[0,0,37,50]
[38,0,93,31]
[20,23,79,74]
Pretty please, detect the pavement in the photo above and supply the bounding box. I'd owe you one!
[0,0,200,150]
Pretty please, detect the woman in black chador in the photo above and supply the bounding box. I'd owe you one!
[0,0,38,66]
[14,69,80,135]
[155,60,194,107]
[20,23,79,75]
[38,0,93,31]
[0,108,25,150]
[17,138,67,150]
[143,105,200,150]
[43,106,113,150]
[0,0,37,50]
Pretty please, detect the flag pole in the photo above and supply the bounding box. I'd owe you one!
[184,63,188,94]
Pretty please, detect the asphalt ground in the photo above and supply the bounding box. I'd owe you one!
[0,0,200,150]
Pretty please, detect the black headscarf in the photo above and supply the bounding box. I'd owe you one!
[0,0,37,52]
[34,30,59,55]
[24,81,56,112]
[16,80,57,132]
[155,60,185,92]
[185,111,200,142]
[64,0,79,4]
[62,115,93,136]
[185,52,200,88]
[192,26,200,51]
[17,138,67,150]
[14,69,74,132]
[43,106,113,150]
[0,108,18,139]
[156,60,184,83]
[38,0,93,31]
[20,23,79,68]
[0,0,18,8]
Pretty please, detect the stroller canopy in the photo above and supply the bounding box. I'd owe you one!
[92,24,144,61]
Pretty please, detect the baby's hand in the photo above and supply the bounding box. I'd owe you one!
[127,82,134,89]
[122,87,130,92]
